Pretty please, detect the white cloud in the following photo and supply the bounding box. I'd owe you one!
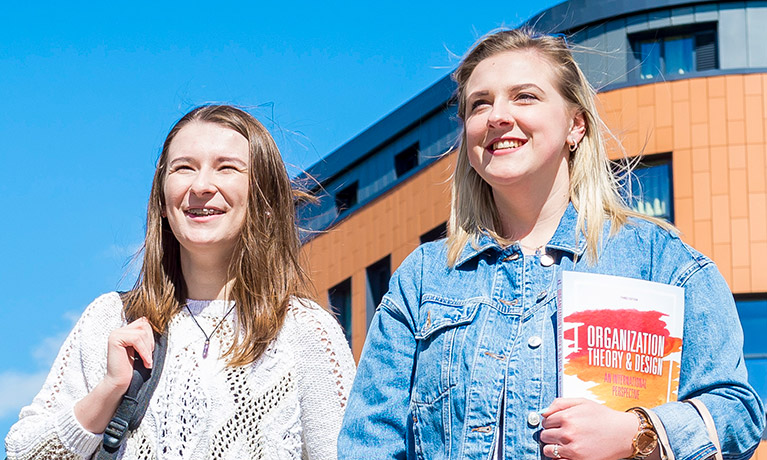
[31,310,79,368]
[1,310,81,421]
[0,371,48,418]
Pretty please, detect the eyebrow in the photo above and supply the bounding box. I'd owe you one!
[168,156,248,166]
[467,83,546,101]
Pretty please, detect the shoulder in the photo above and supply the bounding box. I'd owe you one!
[282,298,355,374]
[283,298,348,348]
[74,292,126,330]
[607,217,715,286]
[285,297,341,330]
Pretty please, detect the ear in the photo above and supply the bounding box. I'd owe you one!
[568,110,587,146]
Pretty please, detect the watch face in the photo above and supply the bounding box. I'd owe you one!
[637,430,659,455]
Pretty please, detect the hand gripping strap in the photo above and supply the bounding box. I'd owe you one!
[97,330,167,460]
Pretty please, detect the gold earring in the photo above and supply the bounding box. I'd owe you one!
[569,141,578,152]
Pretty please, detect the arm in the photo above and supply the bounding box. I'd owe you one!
[651,263,765,460]
[290,299,356,460]
[338,261,419,460]
[4,293,156,460]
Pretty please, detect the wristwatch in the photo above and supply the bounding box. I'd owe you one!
[627,408,659,459]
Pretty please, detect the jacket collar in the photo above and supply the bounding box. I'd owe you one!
[454,202,587,268]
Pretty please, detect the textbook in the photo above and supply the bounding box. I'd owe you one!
[556,271,685,411]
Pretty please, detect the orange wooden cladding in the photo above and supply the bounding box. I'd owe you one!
[302,74,767,366]
[599,74,767,293]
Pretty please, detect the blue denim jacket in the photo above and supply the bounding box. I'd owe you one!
[339,204,765,460]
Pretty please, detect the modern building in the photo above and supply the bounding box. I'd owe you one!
[298,0,767,447]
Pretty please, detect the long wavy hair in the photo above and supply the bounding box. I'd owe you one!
[124,104,313,366]
[447,28,673,265]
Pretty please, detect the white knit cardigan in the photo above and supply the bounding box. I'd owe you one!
[5,292,356,460]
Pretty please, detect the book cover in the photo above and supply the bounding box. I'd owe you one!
[556,271,684,411]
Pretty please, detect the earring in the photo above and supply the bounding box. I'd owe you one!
[569,141,579,152]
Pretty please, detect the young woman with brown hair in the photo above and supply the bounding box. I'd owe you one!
[6,105,355,460]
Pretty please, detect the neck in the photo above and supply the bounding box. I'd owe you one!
[493,161,570,254]
[179,249,234,300]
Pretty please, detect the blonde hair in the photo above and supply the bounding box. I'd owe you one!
[447,28,673,265]
[125,105,313,366]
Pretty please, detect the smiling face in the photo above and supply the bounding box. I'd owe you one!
[163,121,250,261]
[463,49,584,193]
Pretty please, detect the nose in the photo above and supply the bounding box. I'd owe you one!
[190,168,217,196]
[487,102,514,128]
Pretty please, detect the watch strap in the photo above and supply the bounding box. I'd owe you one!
[628,408,658,459]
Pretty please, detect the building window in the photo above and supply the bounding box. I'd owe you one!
[619,155,674,222]
[395,142,420,178]
[734,294,767,427]
[328,278,352,345]
[366,256,391,328]
[631,24,717,81]
[421,222,447,244]
[335,181,358,214]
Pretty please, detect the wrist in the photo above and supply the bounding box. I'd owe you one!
[626,407,659,459]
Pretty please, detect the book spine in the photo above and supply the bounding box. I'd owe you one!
[556,270,564,398]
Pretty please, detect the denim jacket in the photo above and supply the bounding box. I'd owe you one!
[339,204,765,460]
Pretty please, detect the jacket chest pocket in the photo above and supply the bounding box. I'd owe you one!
[411,298,481,405]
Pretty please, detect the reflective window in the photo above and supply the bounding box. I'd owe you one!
[633,25,717,81]
[735,295,767,436]
[620,156,674,222]
[366,256,391,328]
[329,278,352,345]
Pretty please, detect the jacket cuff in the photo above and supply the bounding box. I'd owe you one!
[652,402,717,460]
[54,406,103,457]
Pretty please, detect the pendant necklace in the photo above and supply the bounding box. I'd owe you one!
[536,247,555,267]
[518,241,555,267]
[184,302,237,359]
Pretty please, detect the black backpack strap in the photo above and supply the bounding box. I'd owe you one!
[98,293,168,460]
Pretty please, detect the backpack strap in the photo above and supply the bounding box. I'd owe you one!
[97,294,168,460]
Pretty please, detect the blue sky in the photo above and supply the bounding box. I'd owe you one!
[0,0,562,449]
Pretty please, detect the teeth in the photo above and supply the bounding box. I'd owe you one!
[492,139,522,150]
[187,208,222,216]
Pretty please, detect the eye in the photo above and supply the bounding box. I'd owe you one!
[170,164,194,173]
[219,163,245,173]
[469,98,490,113]
[516,92,539,103]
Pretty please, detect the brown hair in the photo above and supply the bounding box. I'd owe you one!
[447,28,674,265]
[125,104,312,366]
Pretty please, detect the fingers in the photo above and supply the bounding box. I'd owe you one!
[541,397,589,418]
[107,317,155,369]
[125,317,155,368]
[543,442,567,460]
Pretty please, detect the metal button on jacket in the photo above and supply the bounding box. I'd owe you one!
[527,411,541,426]
[528,336,542,348]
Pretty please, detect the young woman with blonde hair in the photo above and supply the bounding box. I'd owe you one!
[339,29,763,460]
[6,105,355,460]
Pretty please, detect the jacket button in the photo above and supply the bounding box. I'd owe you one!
[528,336,542,348]
[527,411,541,426]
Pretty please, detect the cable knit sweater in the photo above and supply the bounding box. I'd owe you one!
[5,292,356,460]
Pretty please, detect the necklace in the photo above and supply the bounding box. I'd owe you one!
[518,241,555,267]
[184,302,237,359]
